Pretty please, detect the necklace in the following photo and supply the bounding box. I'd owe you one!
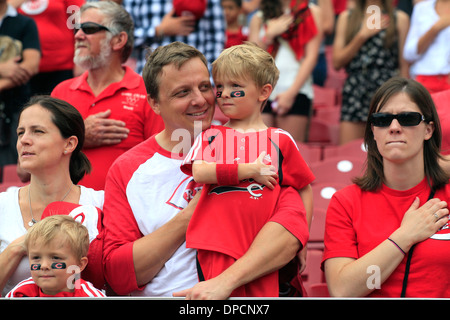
[27,183,73,227]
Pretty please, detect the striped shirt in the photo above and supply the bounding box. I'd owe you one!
[123,0,226,74]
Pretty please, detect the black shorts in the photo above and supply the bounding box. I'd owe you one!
[262,93,312,116]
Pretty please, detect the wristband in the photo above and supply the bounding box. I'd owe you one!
[216,163,239,186]
[388,238,406,255]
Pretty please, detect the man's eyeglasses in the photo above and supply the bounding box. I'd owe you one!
[74,22,111,35]
[370,112,427,127]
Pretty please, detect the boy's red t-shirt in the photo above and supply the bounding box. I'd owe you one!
[181,125,313,296]
[182,125,313,260]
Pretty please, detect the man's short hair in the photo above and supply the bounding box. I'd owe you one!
[142,41,209,102]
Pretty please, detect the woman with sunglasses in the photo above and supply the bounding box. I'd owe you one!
[322,77,450,297]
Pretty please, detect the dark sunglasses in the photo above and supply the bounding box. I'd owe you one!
[370,112,427,127]
[74,22,111,35]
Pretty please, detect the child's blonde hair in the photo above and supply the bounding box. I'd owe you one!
[25,215,89,261]
[212,42,279,89]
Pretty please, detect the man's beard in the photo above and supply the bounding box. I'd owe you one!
[74,37,112,70]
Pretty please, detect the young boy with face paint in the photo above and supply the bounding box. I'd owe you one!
[180,43,314,297]
[6,215,105,297]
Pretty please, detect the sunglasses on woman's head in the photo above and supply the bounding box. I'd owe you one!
[370,112,426,127]
[73,22,111,35]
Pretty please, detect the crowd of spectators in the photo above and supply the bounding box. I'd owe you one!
[0,0,449,299]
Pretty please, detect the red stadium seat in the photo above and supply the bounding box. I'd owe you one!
[302,249,325,295]
[313,85,338,108]
[323,138,367,160]
[307,118,339,145]
[308,283,329,297]
[310,156,365,185]
[2,164,23,184]
[313,105,341,125]
[311,182,346,210]
[297,142,323,164]
[309,207,327,244]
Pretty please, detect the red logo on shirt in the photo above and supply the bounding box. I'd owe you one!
[209,179,266,199]
[183,179,202,202]
[20,0,48,15]
[167,177,203,209]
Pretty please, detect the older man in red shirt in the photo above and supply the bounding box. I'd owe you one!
[52,1,164,190]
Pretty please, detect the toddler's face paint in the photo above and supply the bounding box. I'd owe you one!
[230,91,245,98]
[51,262,67,270]
[216,91,222,98]
[31,262,67,270]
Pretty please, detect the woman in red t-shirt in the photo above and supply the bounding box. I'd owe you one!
[323,77,450,297]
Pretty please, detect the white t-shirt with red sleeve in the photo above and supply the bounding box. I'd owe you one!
[102,136,201,296]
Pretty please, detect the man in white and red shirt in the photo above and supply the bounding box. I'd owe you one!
[102,42,307,298]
